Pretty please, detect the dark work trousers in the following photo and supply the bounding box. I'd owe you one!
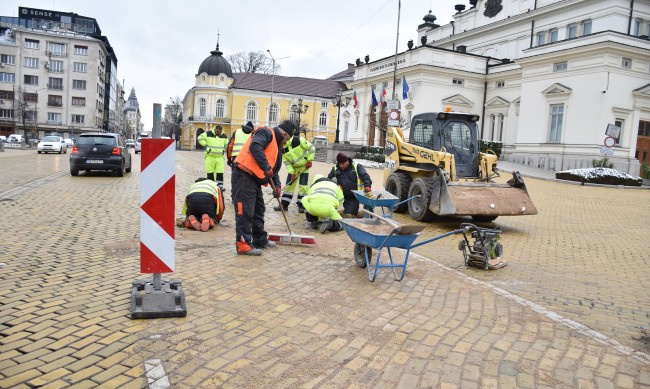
[231,167,269,248]
[185,192,216,220]
[342,195,360,215]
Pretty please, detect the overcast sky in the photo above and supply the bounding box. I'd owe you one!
[3,0,462,131]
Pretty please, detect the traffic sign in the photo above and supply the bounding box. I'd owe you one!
[388,109,401,126]
[600,145,614,156]
[605,123,621,139]
[603,136,615,148]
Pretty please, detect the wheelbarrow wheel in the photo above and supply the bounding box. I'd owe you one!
[354,243,372,268]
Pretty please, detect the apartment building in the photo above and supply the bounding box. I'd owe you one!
[0,6,120,140]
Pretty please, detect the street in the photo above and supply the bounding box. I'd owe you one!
[0,148,649,388]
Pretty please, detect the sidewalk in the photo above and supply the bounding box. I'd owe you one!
[496,160,558,181]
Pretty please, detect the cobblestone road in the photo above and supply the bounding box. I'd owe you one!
[0,148,648,388]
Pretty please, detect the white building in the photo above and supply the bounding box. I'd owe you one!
[347,0,650,175]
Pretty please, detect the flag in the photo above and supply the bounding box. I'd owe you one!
[402,75,410,100]
[382,86,387,102]
[353,90,358,109]
[371,88,378,107]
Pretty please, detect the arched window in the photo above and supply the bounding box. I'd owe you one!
[318,112,327,128]
[246,101,257,122]
[199,98,206,117]
[215,98,225,118]
[268,103,279,125]
[289,105,299,123]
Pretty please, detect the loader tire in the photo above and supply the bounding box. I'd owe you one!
[385,172,412,213]
[472,215,498,223]
[408,178,436,222]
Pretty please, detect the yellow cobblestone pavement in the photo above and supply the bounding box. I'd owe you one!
[0,148,649,388]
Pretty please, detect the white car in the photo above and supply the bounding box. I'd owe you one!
[37,135,67,154]
[135,137,142,154]
[64,138,75,147]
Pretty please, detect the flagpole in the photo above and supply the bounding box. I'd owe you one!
[392,0,401,100]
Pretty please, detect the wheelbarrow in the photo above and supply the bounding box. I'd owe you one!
[352,190,420,219]
[340,210,464,282]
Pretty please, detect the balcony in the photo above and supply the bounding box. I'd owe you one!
[47,84,63,91]
[46,119,62,125]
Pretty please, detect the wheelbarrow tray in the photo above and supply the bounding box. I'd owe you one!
[340,218,421,249]
[352,190,399,208]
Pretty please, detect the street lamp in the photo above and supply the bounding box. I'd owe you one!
[332,91,351,144]
[290,97,308,134]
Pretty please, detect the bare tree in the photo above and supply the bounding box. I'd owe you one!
[227,51,279,74]
[14,87,38,144]
[162,96,183,139]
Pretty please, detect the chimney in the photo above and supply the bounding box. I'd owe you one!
[457,45,467,53]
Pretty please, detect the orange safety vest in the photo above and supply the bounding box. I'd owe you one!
[234,127,278,180]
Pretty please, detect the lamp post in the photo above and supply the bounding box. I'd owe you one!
[332,91,351,144]
[291,97,308,135]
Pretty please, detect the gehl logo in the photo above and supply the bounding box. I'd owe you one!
[417,149,438,162]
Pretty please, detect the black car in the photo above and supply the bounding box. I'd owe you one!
[70,133,132,176]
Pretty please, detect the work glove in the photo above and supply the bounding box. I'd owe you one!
[290,174,296,182]
[273,185,281,198]
[364,186,372,193]
[227,159,233,167]
[265,169,274,178]
[305,162,312,169]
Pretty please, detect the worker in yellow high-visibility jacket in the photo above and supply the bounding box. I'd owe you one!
[198,125,228,192]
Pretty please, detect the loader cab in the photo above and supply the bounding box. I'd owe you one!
[410,112,480,178]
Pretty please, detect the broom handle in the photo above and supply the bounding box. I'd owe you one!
[264,171,302,205]
[269,181,293,235]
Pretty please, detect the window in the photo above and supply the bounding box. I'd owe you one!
[72,80,86,89]
[215,98,225,118]
[582,19,592,35]
[1,54,15,65]
[0,72,15,83]
[24,75,38,85]
[24,57,38,68]
[554,62,568,72]
[25,39,39,49]
[452,78,464,86]
[24,111,36,121]
[319,112,327,127]
[614,119,624,145]
[0,91,14,100]
[71,114,85,124]
[489,114,496,140]
[72,97,86,106]
[497,114,504,142]
[0,109,14,119]
[268,102,278,124]
[24,93,38,103]
[48,95,63,107]
[567,23,577,39]
[355,116,359,131]
[290,105,299,123]
[74,45,88,55]
[549,28,558,43]
[49,60,63,73]
[321,102,328,109]
[48,77,63,90]
[638,120,650,137]
[73,62,87,72]
[537,31,545,46]
[496,81,505,88]
[47,112,62,124]
[622,58,632,69]
[199,98,206,117]
[246,101,257,121]
[634,20,641,36]
[549,104,564,143]
[48,42,66,56]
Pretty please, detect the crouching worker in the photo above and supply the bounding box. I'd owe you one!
[327,152,372,218]
[302,174,345,234]
[182,178,225,232]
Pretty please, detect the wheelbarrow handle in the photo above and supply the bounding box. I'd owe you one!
[391,195,421,210]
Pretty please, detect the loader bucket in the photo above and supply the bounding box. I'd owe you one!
[430,171,538,217]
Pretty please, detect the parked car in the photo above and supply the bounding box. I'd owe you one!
[64,138,75,147]
[69,133,132,177]
[135,137,142,154]
[0,135,6,143]
[37,135,67,154]
[126,139,135,148]
[8,134,23,143]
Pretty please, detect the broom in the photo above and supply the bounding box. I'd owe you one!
[267,181,316,245]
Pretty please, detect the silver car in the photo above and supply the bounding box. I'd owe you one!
[37,135,67,154]
[135,138,142,154]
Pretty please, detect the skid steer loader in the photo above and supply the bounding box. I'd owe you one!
[383,110,537,222]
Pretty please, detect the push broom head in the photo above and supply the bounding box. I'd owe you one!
[268,233,317,245]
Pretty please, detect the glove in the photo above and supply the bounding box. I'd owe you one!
[273,185,281,198]
[305,162,312,169]
[364,186,372,193]
[227,159,233,167]
[289,174,296,182]
[265,169,274,178]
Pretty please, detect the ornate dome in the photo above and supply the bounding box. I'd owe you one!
[197,44,233,78]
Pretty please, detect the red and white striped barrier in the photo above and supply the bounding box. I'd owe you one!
[140,138,176,273]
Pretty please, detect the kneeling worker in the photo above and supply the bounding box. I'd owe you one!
[302,174,345,234]
[327,152,372,217]
[182,178,225,232]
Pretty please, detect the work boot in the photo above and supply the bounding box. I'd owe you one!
[309,221,318,230]
[237,241,263,256]
[239,248,262,256]
[273,202,289,211]
[257,241,277,249]
[187,215,201,231]
[298,205,306,213]
[319,220,333,234]
[200,214,210,232]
